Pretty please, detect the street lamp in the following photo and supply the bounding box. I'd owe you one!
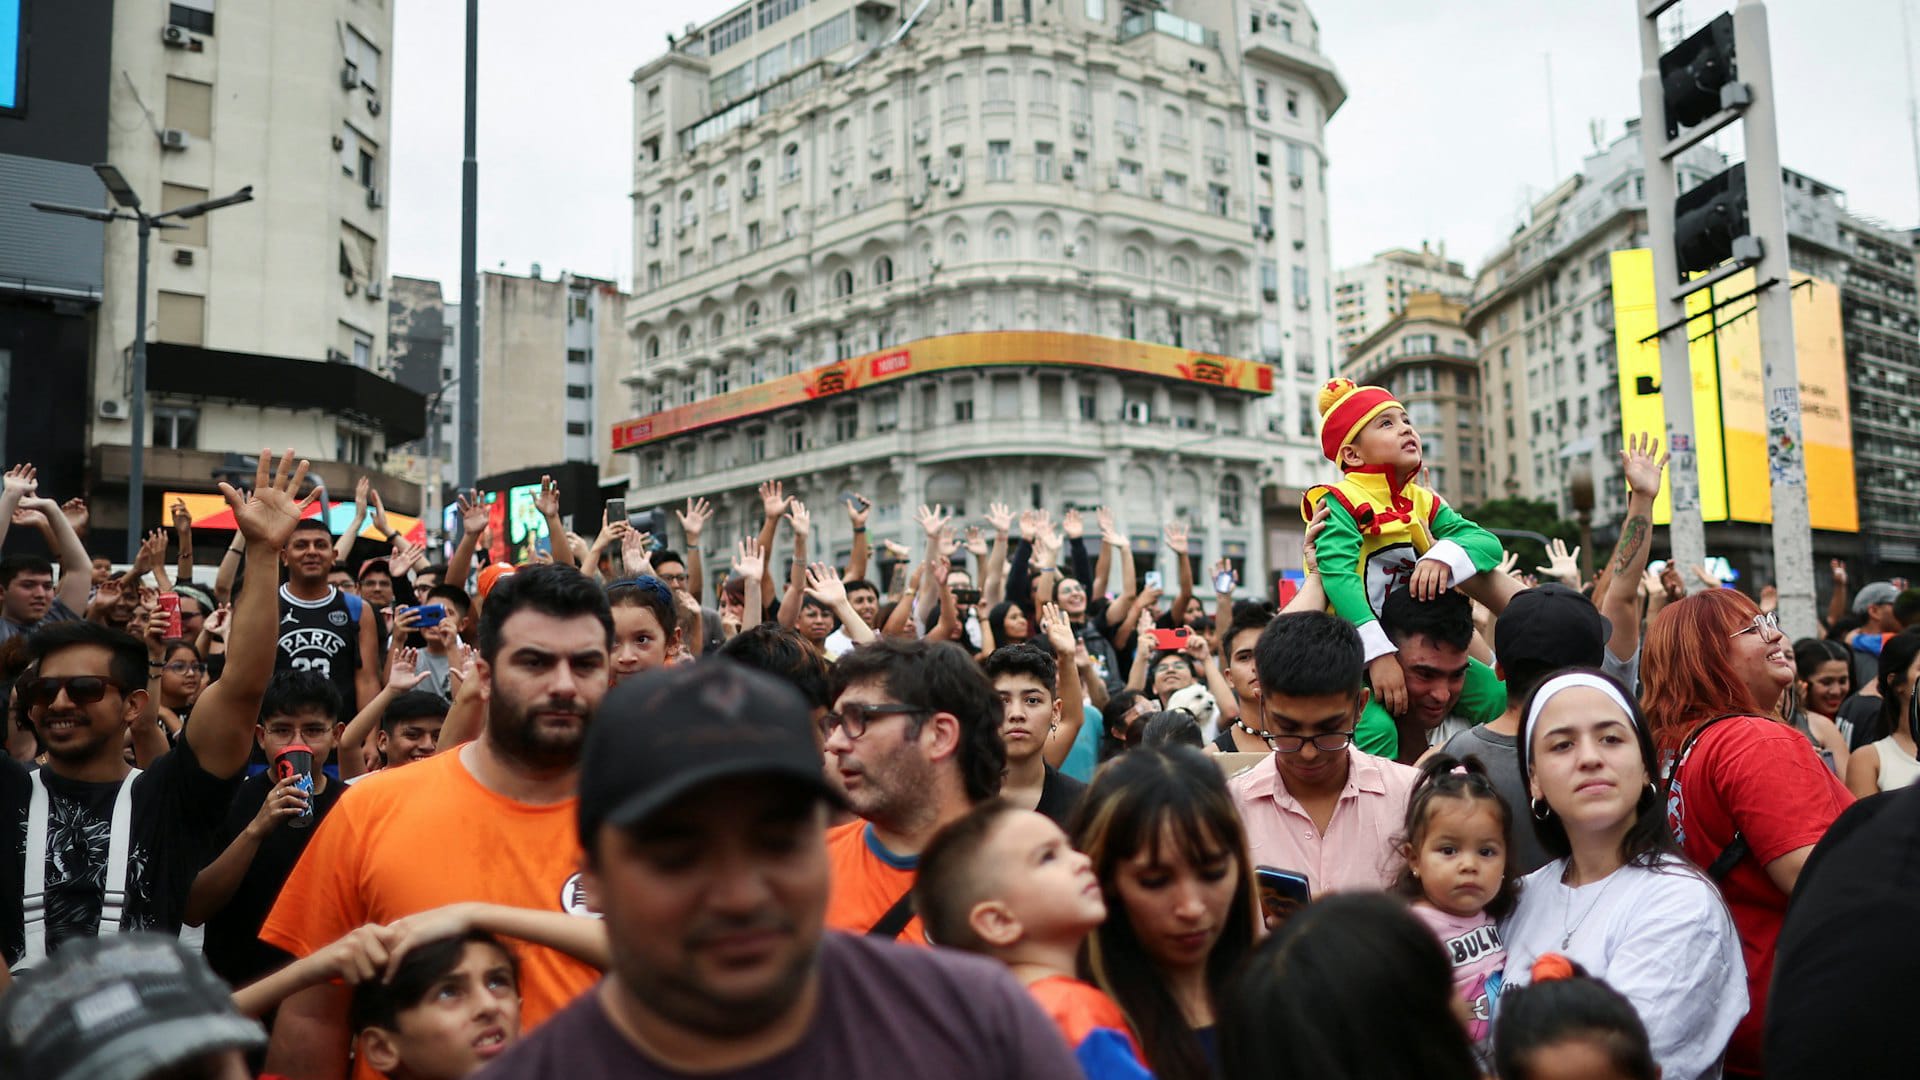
[32,165,254,561]
[423,377,460,545]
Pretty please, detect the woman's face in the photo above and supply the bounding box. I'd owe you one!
[1152,657,1195,698]
[160,646,203,704]
[1527,687,1648,843]
[1003,605,1030,640]
[1800,658,1851,717]
[1727,611,1795,710]
[1110,823,1240,977]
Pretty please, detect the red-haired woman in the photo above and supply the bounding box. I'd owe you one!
[1642,589,1853,1078]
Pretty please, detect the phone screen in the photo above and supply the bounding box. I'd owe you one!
[1143,571,1163,590]
[606,498,627,524]
[1255,867,1310,926]
[1213,570,1235,593]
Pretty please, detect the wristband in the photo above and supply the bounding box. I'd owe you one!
[1033,565,1056,574]
[385,530,401,543]
[853,526,867,534]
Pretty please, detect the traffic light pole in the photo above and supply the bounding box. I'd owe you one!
[1635,8,1709,594]
[1734,0,1816,639]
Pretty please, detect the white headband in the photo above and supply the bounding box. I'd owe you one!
[1522,672,1639,773]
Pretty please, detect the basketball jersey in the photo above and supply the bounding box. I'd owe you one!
[276,584,361,707]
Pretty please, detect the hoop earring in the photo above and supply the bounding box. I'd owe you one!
[1530,798,1554,822]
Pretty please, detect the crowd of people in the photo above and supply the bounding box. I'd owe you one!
[1,374,1918,1080]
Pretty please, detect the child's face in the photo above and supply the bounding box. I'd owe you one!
[1410,797,1506,919]
[1341,406,1422,474]
[1514,1037,1646,1080]
[993,673,1059,766]
[983,811,1106,941]
[376,942,521,1080]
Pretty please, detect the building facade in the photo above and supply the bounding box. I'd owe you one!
[479,269,628,480]
[78,0,421,543]
[1341,292,1483,508]
[624,0,1346,588]
[1333,242,1470,358]
[1468,123,1920,576]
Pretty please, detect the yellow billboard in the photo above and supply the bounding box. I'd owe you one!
[1610,249,1857,532]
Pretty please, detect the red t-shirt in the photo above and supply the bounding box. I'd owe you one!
[1667,715,1852,1077]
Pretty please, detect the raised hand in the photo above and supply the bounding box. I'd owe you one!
[622,529,655,577]
[220,449,318,550]
[1620,432,1669,499]
[785,500,812,539]
[1018,509,1039,542]
[60,498,89,536]
[1303,503,1332,574]
[1211,558,1238,595]
[1830,559,1847,588]
[386,646,432,693]
[881,538,911,560]
[170,498,191,531]
[1692,562,1722,588]
[140,529,169,572]
[964,525,988,558]
[732,537,765,580]
[1497,549,1522,583]
[1039,601,1076,655]
[351,476,371,520]
[985,501,1014,535]
[1660,562,1686,601]
[759,479,790,521]
[1759,584,1779,614]
[1096,506,1122,546]
[672,496,711,545]
[1,463,36,500]
[936,525,958,559]
[1062,509,1084,540]
[844,492,872,529]
[532,475,560,519]
[804,562,848,608]
[915,503,951,539]
[1163,521,1190,556]
[1183,629,1212,665]
[204,604,233,640]
[369,486,393,534]
[457,490,489,537]
[1535,538,1580,586]
[389,537,425,573]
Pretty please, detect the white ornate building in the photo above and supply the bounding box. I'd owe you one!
[623,0,1345,590]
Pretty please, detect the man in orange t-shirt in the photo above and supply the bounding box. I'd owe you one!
[822,639,1003,943]
[259,565,614,1080]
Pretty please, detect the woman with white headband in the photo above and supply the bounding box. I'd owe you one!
[1502,668,1746,1080]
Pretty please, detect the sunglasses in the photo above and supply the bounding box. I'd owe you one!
[21,675,129,711]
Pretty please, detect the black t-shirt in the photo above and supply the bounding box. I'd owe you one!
[1836,693,1886,751]
[276,585,362,709]
[202,770,345,988]
[1766,783,1920,1078]
[1,739,238,967]
[1033,766,1086,830]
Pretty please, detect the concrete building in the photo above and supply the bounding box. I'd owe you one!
[478,268,628,480]
[622,0,1346,590]
[1341,292,1483,508]
[1333,242,1470,358]
[73,0,423,544]
[1467,122,1920,577]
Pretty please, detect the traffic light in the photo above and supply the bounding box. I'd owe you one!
[1674,163,1755,275]
[1659,12,1743,137]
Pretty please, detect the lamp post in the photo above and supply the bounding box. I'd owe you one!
[423,377,460,546]
[32,165,253,561]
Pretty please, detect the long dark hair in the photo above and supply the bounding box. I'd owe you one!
[1516,668,1681,871]
[1220,893,1478,1079]
[1493,959,1658,1080]
[1391,754,1519,919]
[1070,747,1258,1080]
[1875,630,1920,742]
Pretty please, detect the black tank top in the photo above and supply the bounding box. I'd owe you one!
[275,585,360,707]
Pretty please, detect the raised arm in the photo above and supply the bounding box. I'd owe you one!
[171,498,195,584]
[23,491,94,615]
[333,478,370,566]
[447,490,489,589]
[678,496,712,601]
[339,641,428,780]
[213,533,246,606]
[982,501,1013,605]
[805,563,874,645]
[1062,510,1094,590]
[190,450,320,779]
[0,463,34,549]
[883,561,925,637]
[1600,434,1667,664]
[756,480,791,602]
[1039,602,1084,768]
[733,538,768,630]
[1165,521,1194,634]
[1825,560,1849,633]
[775,502,809,629]
[134,606,173,768]
[530,476,573,568]
[843,494,871,585]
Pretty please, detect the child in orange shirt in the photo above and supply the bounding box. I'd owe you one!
[914,801,1151,1080]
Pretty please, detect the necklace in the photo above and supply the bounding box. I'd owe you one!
[1234,719,1273,740]
[1559,864,1625,950]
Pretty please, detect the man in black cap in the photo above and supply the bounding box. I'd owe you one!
[474,660,1078,1079]
[0,932,265,1080]
[1436,582,1614,875]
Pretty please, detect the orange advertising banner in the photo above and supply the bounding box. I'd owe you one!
[611,331,1275,452]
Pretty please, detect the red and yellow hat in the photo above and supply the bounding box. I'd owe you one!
[1317,378,1402,463]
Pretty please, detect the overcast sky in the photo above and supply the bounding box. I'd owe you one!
[388,0,1918,300]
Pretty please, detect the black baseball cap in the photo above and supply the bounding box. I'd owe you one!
[578,659,844,847]
[1494,583,1611,673]
[0,933,266,1080]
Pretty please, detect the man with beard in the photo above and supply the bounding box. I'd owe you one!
[0,449,307,974]
[474,660,1077,1079]
[260,564,614,1080]
[821,638,1004,944]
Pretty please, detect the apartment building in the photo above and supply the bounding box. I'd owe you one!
[1333,241,1470,358]
[1341,292,1483,508]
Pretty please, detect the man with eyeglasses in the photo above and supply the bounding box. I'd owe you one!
[0,450,314,976]
[1227,610,1420,897]
[652,549,723,655]
[820,638,1005,944]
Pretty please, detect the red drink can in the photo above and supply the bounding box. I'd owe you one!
[156,592,182,638]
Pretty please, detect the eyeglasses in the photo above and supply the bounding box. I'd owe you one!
[821,703,931,740]
[655,570,691,586]
[1261,729,1357,753]
[1729,610,1782,640]
[20,675,129,711]
[163,661,208,676]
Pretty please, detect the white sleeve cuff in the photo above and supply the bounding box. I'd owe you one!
[1358,619,1396,663]
[1418,539,1477,587]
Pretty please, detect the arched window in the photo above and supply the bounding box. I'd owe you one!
[833,269,855,298]
[833,118,851,155]
[711,174,728,210]
[947,230,968,264]
[1168,256,1191,284]
[648,204,662,237]
[944,73,966,111]
[991,227,1012,259]
[1123,246,1146,276]
[873,256,894,285]
[676,325,692,350]
[744,300,761,327]
[745,158,762,195]
[870,101,890,142]
[1037,228,1057,258]
[644,335,660,359]
[782,287,799,314]
[1219,474,1244,525]
[1162,105,1184,139]
[915,84,933,120]
[710,313,726,338]
[1205,118,1227,151]
[1117,92,1139,130]
[678,189,696,225]
[985,68,1011,106]
[781,143,800,180]
[1212,266,1234,293]
[1031,70,1054,108]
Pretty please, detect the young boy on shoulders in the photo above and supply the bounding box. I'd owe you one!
[914,800,1151,1080]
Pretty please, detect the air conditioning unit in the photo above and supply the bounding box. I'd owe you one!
[1062,162,1077,180]
[914,128,929,144]
[1149,183,1165,199]
[332,134,346,151]
[1209,155,1228,173]
[1292,237,1306,250]
[367,280,385,300]
[1253,223,1274,240]
[367,98,382,117]
[1106,171,1121,189]
[327,347,352,364]
[1071,121,1089,137]
[646,230,660,247]
[1121,132,1137,148]
[869,145,885,159]
[1123,401,1151,424]
[830,160,845,175]
[910,192,926,208]
[159,128,190,152]
[743,182,759,200]
[98,399,127,420]
[340,63,360,89]
[943,173,964,195]
[1266,11,1282,26]
[1294,294,1310,310]
[674,223,688,237]
[162,25,189,47]
[365,188,385,209]
[1289,174,1304,189]
[1256,107,1271,121]
[173,249,194,266]
[343,278,359,296]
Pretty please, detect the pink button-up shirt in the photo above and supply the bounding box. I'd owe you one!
[1228,749,1422,895]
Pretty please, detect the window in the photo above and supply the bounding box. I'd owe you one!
[780,206,797,239]
[1123,247,1147,276]
[709,313,727,340]
[834,405,859,441]
[988,140,1011,181]
[809,12,850,55]
[781,143,800,181]
[168,2,215,35]
[944,74,967,116]
[152,405,200,449]
[1072,149,1089,185]
[873,256,893,285]
[1031,70,1055,110]
[1070,79,1091,118]
[1117,93,1140,136]
[1219,475,1243,525]
[1206,118,1227,151]
[707,8,752,52]
[833,118,851,157]
[1291,265,1310,306]
[1163,171,1187,204]
[757,0,803,29]
[1255,81,1269,107]
[1207,183,1229,216]
[832,269,854,298]
[165,77,213,139]
[1034,141,1055,181]
[986,69,1012,107]
[1285,141,1305,181]
[711,174,729,211]
[1085,0,1105,21]
[1259,260,1279,299]
[991,227,1012,259]
[344,26,380,92]
[1079,393,1098,420]
[644,336,661,359]
[567,347,589,365]
[782,288,799,315]
[1037,228,1057,258]
[160,184,210,246]
[676,325,693,351]
[351,332,373,369]
[1285,90,1300,118]
[947,230,968,264]
[1161,105,1185,143]
[953,385,974,421]
[565,384,590,400]
[747,221,762,250]
[1118,159,1143,194]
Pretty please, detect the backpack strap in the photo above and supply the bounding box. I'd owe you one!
[1663,714,1750,883]
[15,767,143,974]
[342,590,364,624]
[867,891,919,941]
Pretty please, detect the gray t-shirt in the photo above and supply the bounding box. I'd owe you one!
[474,932,1081,1079]
[0,599,79,645]
[1438,722,1553,878]
[416,650,453,700]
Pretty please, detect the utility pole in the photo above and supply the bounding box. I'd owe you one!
[457,0,480,493]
